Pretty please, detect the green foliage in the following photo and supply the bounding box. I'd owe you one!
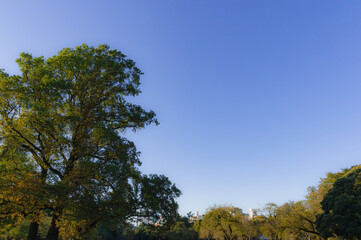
[0,220,29,240]
[0,216,51,240]
[197,206,248,240]
[255,168,351,240]
[132,223,165,240]
[0,44,179,239]
[259,203,280,239]
[316,165,361,240]
[192,219,202,233]
[136,174,181,226]
[275,201,314,239]
[129,215,199,240]
[258,168,349,240]
[165,221,198,240]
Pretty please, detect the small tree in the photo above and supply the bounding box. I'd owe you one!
[197,206,246,240]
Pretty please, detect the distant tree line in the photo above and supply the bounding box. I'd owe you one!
[192,165,361,240]
[1,164,360,240]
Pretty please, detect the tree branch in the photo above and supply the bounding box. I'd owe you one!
[11,127,42,152]
[21,144,63,180]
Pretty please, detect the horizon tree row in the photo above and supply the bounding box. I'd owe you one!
[193,164,361,240]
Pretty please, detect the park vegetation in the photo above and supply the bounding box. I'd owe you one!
[193,165,361,240]
[1,149,359,240]
[0,45,181,240]
[0,45,360,240]
[124,164,358,240]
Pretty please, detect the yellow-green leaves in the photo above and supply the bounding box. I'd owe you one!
[0,44,171,239]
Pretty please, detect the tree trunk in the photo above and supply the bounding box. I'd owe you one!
[45,216,60,240]
[27,169,47,240]
[27,221,39,240]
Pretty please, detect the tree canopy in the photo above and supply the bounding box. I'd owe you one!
[316,165,361,240]
[196,206,256,240]
[0,44,180,240]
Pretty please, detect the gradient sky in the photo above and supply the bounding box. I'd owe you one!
[1,1,361,216]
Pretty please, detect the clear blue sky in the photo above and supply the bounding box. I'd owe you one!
[1,1,361,215]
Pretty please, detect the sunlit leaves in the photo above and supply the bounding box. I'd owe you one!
[0,44,176,239]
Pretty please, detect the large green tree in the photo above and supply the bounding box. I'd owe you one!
[316,165,361,240]
[0,44,180,240]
